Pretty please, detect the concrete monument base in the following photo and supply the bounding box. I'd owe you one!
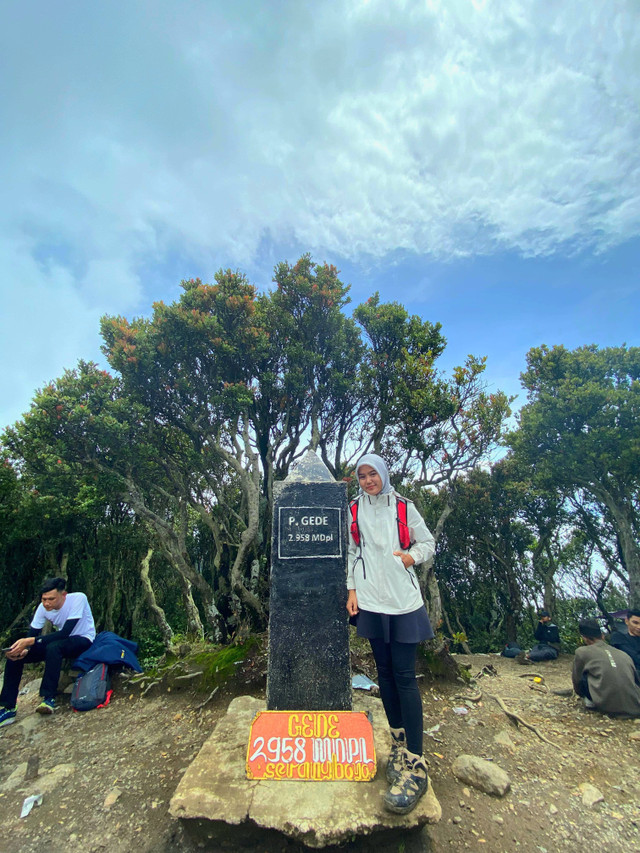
[169,693,441,849]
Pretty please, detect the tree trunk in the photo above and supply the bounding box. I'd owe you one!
[503,570,522,642]
[590,483,640,609]
[442,605,472,654]
[0,596,39,647]
[219,423,267,630]
[122,476,223,639]
[138,547,173,649]
[542,565,556,615]
[424,564,442,631]
[102,555,116,633]
[59,551,69,579]
[418,490,456,628]
[532,537,557,614]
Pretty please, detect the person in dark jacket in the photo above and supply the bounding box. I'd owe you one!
[573,619,640,717]
[518,610,561,663]
[608,608,640,673]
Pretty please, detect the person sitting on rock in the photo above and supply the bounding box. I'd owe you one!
[572,618,640,717]
[517,610,561,663]
[0,577,96,725]
[608,608,640,674]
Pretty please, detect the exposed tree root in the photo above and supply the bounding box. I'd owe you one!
[515,673,550,693]
[453,690,483,702]
[196,685,219,711]
[473,664,498,679]
[486,693,560,749]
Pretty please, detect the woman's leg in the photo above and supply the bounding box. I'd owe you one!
[380,640,429,814]
[370,638,423,755]
[369,638,403,729]
[388,640,423,756]
[369,638,406,783]
[371,637,429,814]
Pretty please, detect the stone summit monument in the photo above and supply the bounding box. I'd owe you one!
[266,450,351,711]
[169,451,441,847]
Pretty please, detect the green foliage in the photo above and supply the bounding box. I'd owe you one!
[510,344,640,608]
[418,642,471,681]
[191,636,258,690]
[433,463,533,646]
[354,294,448,452]
[136,625,169,670]
[418,645,449,676]
[512,344,640,490]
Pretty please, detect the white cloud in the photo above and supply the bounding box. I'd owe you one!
[0,234,112,427]
[1,0,639,426]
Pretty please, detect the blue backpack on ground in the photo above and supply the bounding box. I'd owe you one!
[70,662,112,711]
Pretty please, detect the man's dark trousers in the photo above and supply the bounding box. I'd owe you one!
[0,636,92,706]
[528,643,559,662]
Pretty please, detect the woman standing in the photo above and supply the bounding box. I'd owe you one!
[347,454,435,814]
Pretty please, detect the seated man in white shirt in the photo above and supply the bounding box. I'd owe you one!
[0,577,96,724]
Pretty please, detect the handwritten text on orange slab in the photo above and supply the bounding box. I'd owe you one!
[246,711,376,781]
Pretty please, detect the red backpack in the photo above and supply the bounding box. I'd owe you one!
[349,495,412,550]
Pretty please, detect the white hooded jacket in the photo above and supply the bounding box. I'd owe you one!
[347,491,435,615]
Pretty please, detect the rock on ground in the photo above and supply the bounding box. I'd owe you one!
[493,729,517,752]
[170,693,441,848]
[451,754,511,797]
[579,783,605,807]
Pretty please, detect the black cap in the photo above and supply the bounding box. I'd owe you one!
[539,609,551,618]
[578,619,602,639]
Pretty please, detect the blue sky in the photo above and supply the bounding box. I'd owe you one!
[1,0,639,429]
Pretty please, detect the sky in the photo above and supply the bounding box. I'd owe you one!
[1,0,639,431]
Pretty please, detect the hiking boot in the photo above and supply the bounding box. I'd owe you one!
[383,750,429,815]
[515,652,532,665]
[36,698,56,715]
[0,707,17,727]
[386,727,406,784]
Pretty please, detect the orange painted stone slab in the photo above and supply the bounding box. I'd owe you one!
[246,710,376,781]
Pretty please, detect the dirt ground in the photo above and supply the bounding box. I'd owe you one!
[1,645,639,853]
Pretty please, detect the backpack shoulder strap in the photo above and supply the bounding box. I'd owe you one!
[395,496,412,550]
[349,497,361,545]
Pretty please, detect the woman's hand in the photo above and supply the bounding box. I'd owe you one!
[393,550,415,569]
[346,589,359,616]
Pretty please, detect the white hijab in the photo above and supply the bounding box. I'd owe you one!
[356,453,393,495]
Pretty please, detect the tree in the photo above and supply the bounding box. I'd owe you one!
[430,464,532,646]
[102,271,269,635]
[2,363,197,643]
[102,262,512,635]
[353,293,448,456]
[2,255,513,646]
[509,345,640,607]
[252,256,364,492]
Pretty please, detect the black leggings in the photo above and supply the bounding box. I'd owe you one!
[369,637,423,756]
